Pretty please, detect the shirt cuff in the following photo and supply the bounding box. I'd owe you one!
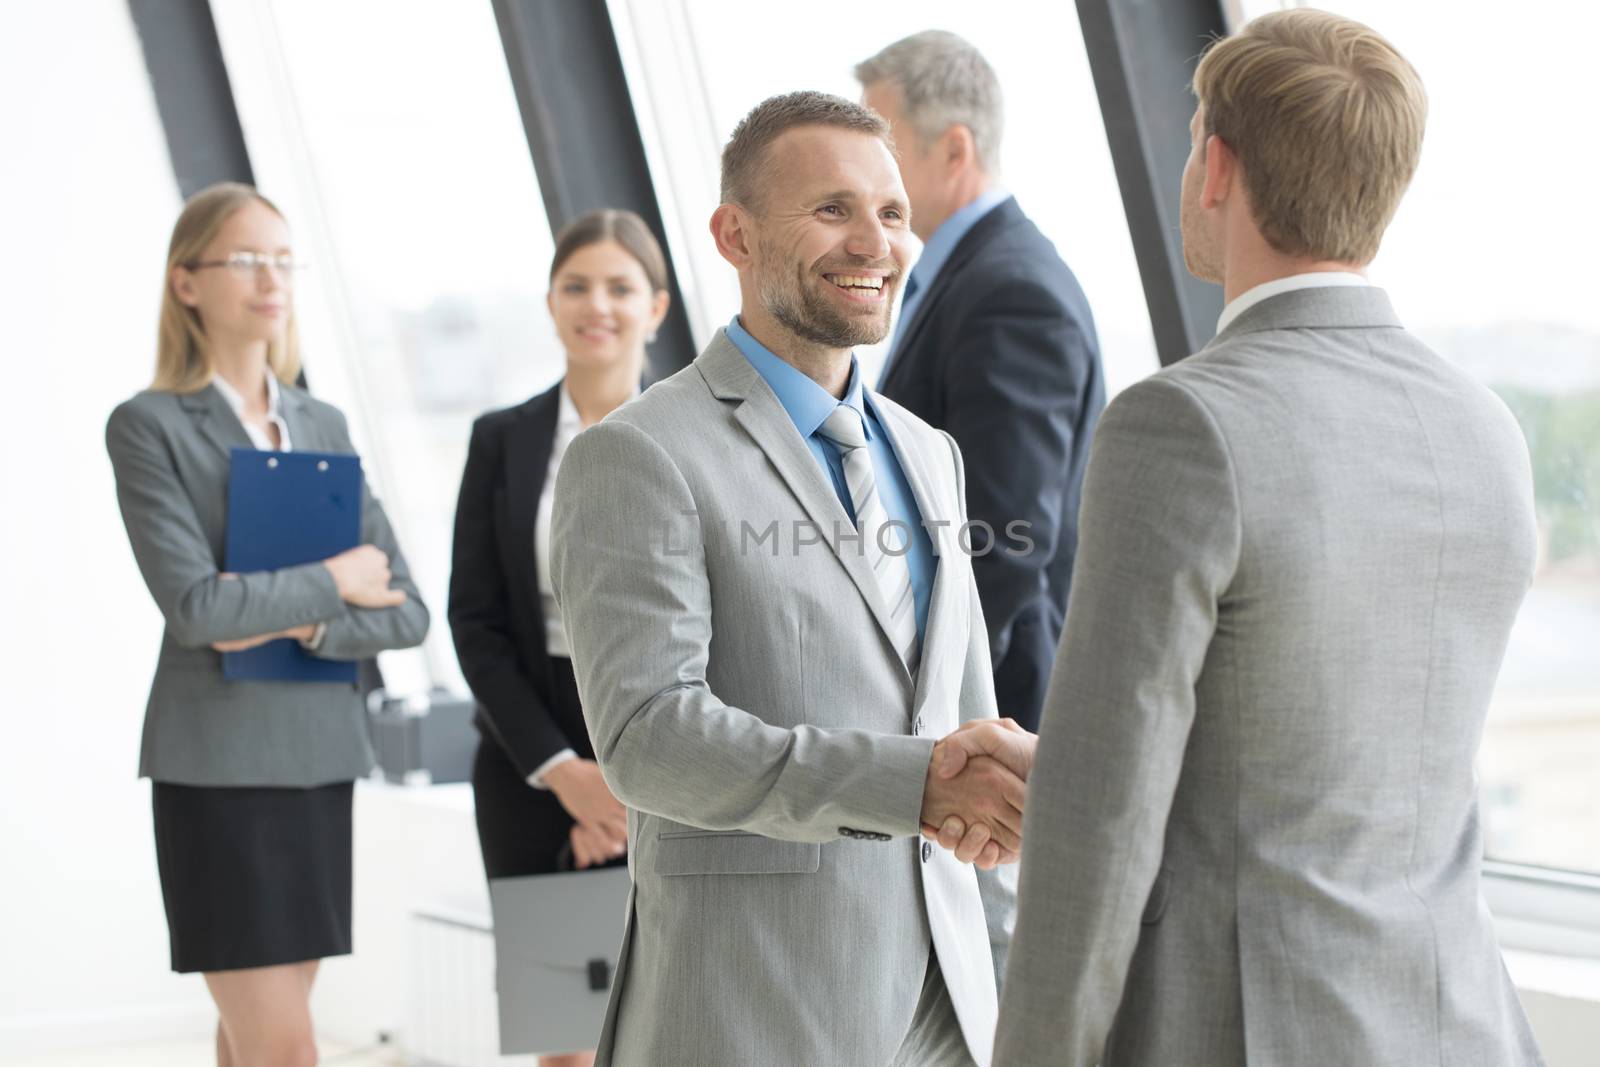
[298,621,328,653]
[526,748,579,790]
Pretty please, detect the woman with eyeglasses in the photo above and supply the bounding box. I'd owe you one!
[106,182,430,1067]
[448,209,669,1067]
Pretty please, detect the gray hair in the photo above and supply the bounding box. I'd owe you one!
[855,30,1003,173]
[720,91,892,209]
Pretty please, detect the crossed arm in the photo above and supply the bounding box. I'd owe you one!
[105,400,428,658]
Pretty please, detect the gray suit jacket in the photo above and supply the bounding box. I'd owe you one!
[994,287,1544,1066]
[550,330,1015,1067]
[106,382,430,787]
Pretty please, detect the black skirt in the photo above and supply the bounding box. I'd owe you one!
[152,780,353,973]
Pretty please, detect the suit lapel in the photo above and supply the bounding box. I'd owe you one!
[506,385,561,539]
[872,399,963,710]
[178,385,252,461]
[700,334,913,684]
[882,197,1020,394]
[278,384,317,451]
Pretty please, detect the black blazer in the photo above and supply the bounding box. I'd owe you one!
[448,381,591,776]
[880,196,1105,731]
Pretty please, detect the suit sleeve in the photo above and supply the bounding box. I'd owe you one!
[550,419,936,843]
[993,376,1241,1065]
[105,398,345,649]
[941,276,1099,665]
[447,416,572,776]
[943,430,1019,992]
[307,409,431,660]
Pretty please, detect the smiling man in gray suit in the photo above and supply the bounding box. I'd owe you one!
[994,10,1545,1066]
[550,91,1033,1067]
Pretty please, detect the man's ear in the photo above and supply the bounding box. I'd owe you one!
[710,203,755,269]
[943,124,978,174]
[1201,133,1235,209]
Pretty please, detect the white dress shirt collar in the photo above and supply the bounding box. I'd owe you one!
[1216,271,1370,336]
[556,380,639,434]
[211,368,291,452]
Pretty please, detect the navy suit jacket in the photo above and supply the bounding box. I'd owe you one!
[880,196,1105,730]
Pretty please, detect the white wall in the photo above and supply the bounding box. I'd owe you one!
[0,3,209,1054]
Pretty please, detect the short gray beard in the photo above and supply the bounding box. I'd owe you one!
[756,240,889,350]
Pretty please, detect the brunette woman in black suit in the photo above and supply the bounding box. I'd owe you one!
[448,209,668,1067]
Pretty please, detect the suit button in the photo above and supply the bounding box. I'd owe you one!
[921,841,932,863]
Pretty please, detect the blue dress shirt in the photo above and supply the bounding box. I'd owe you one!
[726,316,935,641]
[879,186,1013,387]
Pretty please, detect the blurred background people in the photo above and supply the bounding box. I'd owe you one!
[105,182,429,1067]
[858,31,1106,731]
[447,209,670,1067]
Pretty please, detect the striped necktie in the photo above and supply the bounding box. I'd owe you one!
[817,405,921,673]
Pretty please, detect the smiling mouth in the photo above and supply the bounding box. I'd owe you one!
[823,273,887,298]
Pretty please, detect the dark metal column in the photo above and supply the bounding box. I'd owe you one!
[128,0,386,689]
[1078,0,1228,364]
[491,0,697,377]
[128,0,253,197]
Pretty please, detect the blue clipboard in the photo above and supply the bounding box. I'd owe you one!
[223,447,362,683]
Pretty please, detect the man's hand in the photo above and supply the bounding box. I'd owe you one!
[921,740,1027,870]
[935,718,1037,781]
[544,759,629,846]
[921,719,1039,868]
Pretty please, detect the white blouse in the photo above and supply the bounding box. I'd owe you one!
[535,384,584,660]
[211,369,292,452]
[527,382,637,788]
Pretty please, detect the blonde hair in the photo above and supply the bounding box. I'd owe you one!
[1193,8,1427,264]
[153,182,302,392]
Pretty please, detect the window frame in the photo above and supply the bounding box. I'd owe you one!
[191,0,1600,945]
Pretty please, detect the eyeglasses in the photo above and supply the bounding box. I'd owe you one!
[187,251,308,277]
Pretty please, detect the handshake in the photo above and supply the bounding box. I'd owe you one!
[919,718,1038,871]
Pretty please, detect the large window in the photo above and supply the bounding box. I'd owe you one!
[0,0,212,1038]
[609,0,1160,397]
[211,0,562,695]
[1235,1,1600,875]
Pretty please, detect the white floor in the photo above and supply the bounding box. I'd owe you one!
[6,1036,405,1066]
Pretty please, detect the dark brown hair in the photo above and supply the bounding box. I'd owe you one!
[549,208,669,292]
[720,91,892,209]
